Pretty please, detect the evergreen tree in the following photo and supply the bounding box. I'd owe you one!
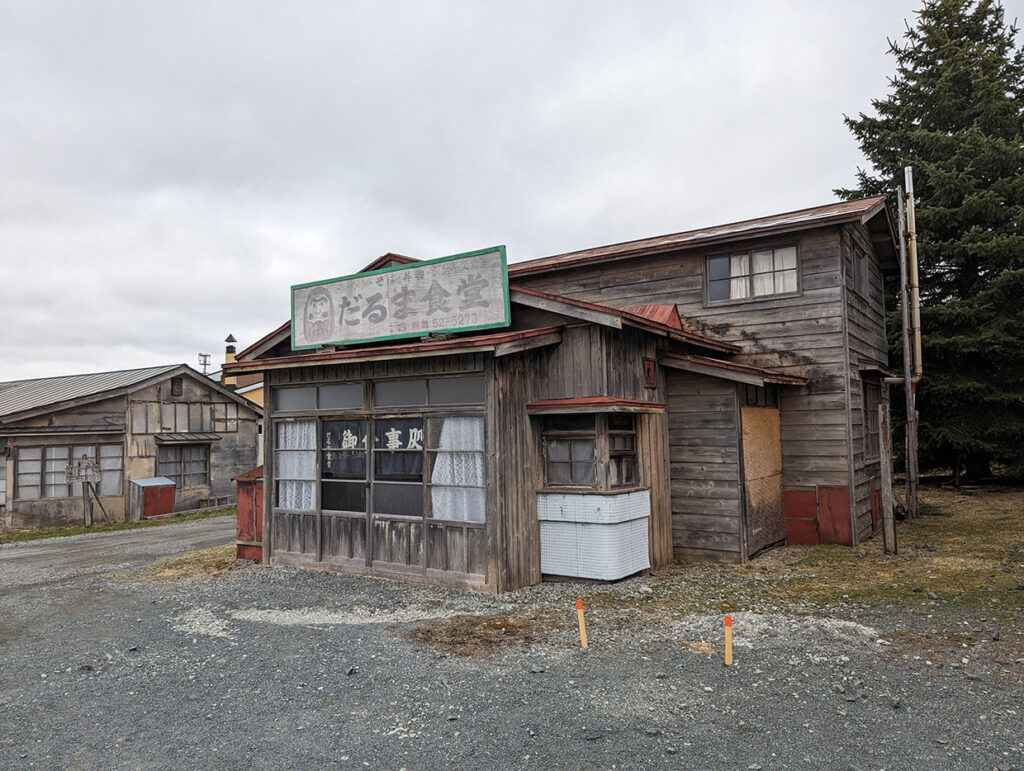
[839,0,1024,478]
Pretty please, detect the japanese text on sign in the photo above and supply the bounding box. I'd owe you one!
[291,247,509,349]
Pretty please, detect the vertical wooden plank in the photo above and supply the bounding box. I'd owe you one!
[879,403,897,554]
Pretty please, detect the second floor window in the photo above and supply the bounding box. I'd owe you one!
[708,246,798,302]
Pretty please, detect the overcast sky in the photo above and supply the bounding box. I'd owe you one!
[3,1,1020,381]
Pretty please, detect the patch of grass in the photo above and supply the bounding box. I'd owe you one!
[766,487,1024,613]
[142,544,241,581]
[0,507,235,545]
[574,487,1024,621]
[407,611,560,658]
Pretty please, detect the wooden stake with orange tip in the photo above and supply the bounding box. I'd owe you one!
[576,599,588,648]
[724,615,733,666]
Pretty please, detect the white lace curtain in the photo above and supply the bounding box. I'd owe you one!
[276,420,316,510]
[430,417,485,522]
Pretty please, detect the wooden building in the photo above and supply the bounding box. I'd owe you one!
[0,365,262,527]
[225,195,896,593]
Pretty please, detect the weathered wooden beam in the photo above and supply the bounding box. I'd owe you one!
[509,289,623,329]
[493,331,561,357]
[660,356,764,387]
[879,403,897,554]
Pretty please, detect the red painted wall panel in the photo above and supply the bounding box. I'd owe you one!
[818,485,852,545]
[784,490,819,545]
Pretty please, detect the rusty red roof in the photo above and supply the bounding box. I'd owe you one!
[233,465,264,482]
[660,352,808,385]
[509,286,738,353]
[620,304,683,331]
[509,195,889,277]
[225,326,563,374]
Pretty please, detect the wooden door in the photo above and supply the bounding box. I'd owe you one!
[740,406,785,557]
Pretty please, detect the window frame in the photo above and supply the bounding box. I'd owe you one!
[156,443,211,490]
[14,444,125,501]
[862,380,882,462]
[849,245,870,299]
[541,413,641,492]
[705,244,801,306]
[272,374,488,525]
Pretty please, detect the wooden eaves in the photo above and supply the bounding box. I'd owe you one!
[224,327,564,375]
[659,352,808,388]
[526,396,667,415]
[509,286,739,354]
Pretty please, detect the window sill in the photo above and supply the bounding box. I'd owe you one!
[704,290,802,309]
[538,486,648,496]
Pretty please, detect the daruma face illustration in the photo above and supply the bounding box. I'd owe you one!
[303,287,334,342]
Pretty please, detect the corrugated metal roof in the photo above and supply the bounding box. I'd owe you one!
[155,432,222,443]
[509,195,889,276]
[0,365,181,420]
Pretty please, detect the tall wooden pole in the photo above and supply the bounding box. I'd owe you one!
[897,186,919,518]
[880,403,897,554]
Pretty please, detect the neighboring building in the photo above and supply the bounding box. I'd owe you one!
[225,196,896,593]
[0,365,262,527]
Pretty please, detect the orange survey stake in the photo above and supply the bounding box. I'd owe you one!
[576,600,588,648]
[724,615,733,666]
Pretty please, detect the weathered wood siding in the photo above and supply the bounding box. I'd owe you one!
[2,374,258,527]
[129,378,259,511]
[842,223,890,542]
[514,228,853,497]
[666,370,743,563]
[264,354,495,592]
[3,393,129,525]
[491,323,673,590]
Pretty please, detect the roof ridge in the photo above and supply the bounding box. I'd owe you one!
[509,194,889,273]
[0,363,181,388]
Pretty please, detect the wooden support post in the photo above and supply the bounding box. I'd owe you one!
[879,404,897,555]
[898,183,920,519]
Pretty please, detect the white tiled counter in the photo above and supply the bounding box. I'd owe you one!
[537,489,651,580]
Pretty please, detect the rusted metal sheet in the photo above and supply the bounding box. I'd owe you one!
[511,286,738,352]
[741,407,786,557]
[784,489,819,544]
[226,327,563,375]
[509,195,889,277]
[817,485,852,544]
[620,304,684,330]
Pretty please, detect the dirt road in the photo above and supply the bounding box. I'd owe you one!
[0,515,235,590]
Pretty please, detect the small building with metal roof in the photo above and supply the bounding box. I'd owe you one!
[0,364,262,527]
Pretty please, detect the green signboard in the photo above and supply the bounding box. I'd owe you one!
[291,246,510,350]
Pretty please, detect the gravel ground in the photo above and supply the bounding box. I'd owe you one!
[2,547,1022,770]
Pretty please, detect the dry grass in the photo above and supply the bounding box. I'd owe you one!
[774,486,1024,611]
[585,486,1024,619]
[143,544,241,581]
[407,611,560,658]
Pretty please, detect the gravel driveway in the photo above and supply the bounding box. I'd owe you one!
[1,524,1022,769]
